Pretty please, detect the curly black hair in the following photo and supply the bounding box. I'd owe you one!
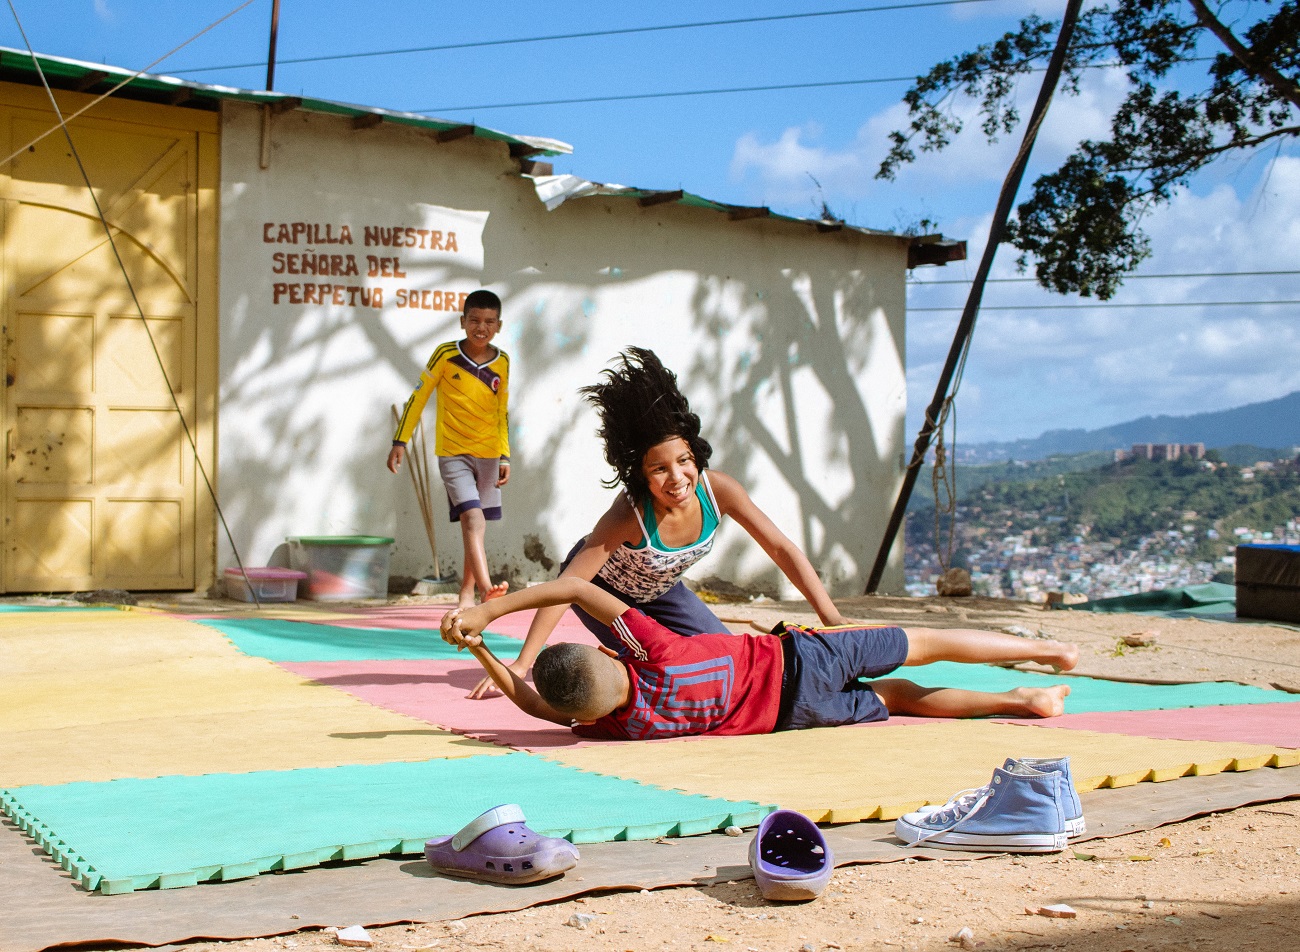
[579,347,712,497]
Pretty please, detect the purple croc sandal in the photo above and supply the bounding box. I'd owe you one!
[749,809,833,901]
[425,804,579,885]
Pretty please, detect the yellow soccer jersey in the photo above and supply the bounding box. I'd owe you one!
[393,341,510,458]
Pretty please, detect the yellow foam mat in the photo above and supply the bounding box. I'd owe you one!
[0,611,502,787]
[543,721,1298,823]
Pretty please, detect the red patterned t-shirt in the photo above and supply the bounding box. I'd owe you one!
[572,609,785,740]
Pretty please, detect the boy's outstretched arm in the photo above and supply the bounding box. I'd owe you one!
[443,622,571,726]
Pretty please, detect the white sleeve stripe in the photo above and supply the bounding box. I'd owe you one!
[613,616,648,660]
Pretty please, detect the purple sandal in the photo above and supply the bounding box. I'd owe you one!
[749,809,833,901]
[424,804,579,885]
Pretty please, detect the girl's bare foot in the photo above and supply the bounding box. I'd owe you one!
[1011,684,1071,717]
[482,581,509,602]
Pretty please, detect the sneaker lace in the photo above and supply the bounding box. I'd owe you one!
[926,785,987,824]
[912,787,993,846]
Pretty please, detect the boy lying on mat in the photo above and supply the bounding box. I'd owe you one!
[439,577,1078,740]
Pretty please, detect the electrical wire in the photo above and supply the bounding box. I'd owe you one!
[6,0,259,605]
[173,0,1005,73]
[0,0,260,170]
[909,299,1300,312]
[912,269,1300,286]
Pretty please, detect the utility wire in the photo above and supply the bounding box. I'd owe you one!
[416,75,916,113]
[912,269,1300,286]
[910,299,1300,312]
[6,0,259,605]
[0,0,260,170]
[173,0,1004,73]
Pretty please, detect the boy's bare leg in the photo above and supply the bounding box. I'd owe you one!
[872,678,1071,719]
[903,627,1078,671]
[457,508,507,608]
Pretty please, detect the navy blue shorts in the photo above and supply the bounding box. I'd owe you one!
[560,539,726,650]
[775,625,909,730]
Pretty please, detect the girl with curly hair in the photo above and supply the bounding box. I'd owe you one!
[468,347,850,698]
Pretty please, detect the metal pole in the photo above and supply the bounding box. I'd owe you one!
[265,0,282,91]
[864,0,1084,594]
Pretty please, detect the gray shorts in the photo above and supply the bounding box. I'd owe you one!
[438,455,503,522]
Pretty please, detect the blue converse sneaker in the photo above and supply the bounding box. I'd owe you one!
[907,756,1086,838]
[894,762,1068,853]
[1014,757,1085,837]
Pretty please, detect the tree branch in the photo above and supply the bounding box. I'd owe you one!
[1187,0,1300,112]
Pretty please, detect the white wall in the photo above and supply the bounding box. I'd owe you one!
[218,102,909,595]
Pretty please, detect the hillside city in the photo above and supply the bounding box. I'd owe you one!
[904,445,1300,601]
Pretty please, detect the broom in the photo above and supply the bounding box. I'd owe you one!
[392,405,457,586]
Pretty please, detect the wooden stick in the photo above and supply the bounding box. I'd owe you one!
[392,405,440,577]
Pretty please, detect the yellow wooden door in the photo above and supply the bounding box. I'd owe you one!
[0,86,218,592]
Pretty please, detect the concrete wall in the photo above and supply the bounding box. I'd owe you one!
[218,102,908,596]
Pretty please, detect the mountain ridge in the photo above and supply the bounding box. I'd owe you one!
[963,391,1300,462]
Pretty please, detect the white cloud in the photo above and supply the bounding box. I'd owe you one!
[728,69,1128,217]
[94,0,112,20]
[905,154,1300,442]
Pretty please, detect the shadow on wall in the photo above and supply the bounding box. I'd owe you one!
[216,166,904,593]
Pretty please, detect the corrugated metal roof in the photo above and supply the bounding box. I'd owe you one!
[0,46,571,157]
[0,46,964,261]
[528,173,904,240]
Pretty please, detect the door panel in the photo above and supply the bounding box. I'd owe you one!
[1,91,215,592]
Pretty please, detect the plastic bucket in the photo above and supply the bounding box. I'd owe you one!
[224,567,307,603]
[288,535,394,600]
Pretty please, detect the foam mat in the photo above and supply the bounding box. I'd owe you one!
[1,610,503,787]
[199,616,529,662]
[1002,703,1300,748]
[543,720,1298,823]
[904,660,1300,710]
[0,754,771,894]
[279,659,585,749]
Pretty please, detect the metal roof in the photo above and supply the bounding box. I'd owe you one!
[0,47,963,263]
[0,46,571,157]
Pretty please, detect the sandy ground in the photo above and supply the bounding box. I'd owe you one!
[161,593,1300,952]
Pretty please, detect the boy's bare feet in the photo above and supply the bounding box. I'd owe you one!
[483,581,509,601]
[1011,684,1071,718]
[1036,640,1079,673]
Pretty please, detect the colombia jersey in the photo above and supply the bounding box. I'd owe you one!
[392,341,510,458]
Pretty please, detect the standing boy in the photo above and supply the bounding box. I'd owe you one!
[389,289,510,607]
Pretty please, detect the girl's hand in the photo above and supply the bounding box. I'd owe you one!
[440,607,486,649]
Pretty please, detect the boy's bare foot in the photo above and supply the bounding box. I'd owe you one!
[482,581,509,602]
[1011,684,1071,718]
[1040,640,1079,673]
[457,594,476,610]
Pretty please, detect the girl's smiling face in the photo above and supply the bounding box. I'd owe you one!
[640,437,698,508]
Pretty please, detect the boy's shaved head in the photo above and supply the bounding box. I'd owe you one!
[534,643,626,721]
[464,288,501,315]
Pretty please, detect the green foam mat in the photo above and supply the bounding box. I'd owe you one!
[0,604,99,612]
[0,753,770,894]
[198,617,523,662]
[903,661,1300,711]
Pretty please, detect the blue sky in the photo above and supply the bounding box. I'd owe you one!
[5,0,1297,444]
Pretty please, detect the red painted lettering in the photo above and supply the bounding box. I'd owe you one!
[272,282,288,303]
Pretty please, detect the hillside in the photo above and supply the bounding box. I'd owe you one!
[961,390,1300,462]
[905,454,1300,600]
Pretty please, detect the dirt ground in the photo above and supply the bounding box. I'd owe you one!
[165,593,1300,952]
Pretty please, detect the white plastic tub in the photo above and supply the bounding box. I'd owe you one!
[288,535,394,600]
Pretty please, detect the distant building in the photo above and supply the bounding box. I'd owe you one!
[1116,442,1206,462]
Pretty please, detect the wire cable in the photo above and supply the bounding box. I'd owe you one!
[6,0,259,605]
[912,269,1300,286]
[0,0,260,170]
[909,299,1300,312]
[173,0,1005,73]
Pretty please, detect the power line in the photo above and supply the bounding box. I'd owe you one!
[172,0,1003,74]
[909,299,1300,311]
[415,75,916,113]
[911,269,1300,286]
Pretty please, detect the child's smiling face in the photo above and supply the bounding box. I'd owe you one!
[460,306,501,348]
[640,437,698,508]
